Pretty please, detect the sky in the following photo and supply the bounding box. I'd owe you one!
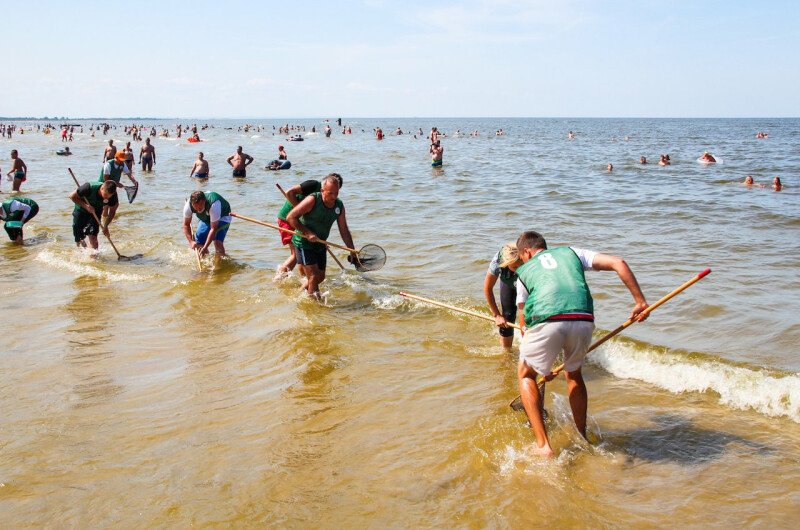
[2,0,799,118]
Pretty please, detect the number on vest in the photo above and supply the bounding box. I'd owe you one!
[537,253,558,269]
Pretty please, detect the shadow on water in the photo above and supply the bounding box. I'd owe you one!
[603,414,771,465]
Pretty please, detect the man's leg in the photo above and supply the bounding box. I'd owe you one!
[87,234,99,250]
[306,264,325,297]
[518,359,553,457]
[564,368,588,439]
[12,178,21,192]
[213,240,226,256]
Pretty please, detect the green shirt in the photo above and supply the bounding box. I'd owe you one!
[516,246,594,327]
[291,192,343,251]
[2,197,37,222]
[98,160,127,183]
[73,182,110,215]
[190,192,231,224]
[277,180,321,221]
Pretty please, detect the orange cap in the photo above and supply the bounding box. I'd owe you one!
[115,151,126,162]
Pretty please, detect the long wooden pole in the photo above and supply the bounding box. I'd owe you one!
[509,268,712,410]
[399,291,522,330]
[68,168,125,259]
[230,212,358,254]
[275,183,345,270]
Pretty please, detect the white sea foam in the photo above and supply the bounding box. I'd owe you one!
[36,249,147,282]
[593,341,800,423]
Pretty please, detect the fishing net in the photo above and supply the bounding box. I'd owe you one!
[354,244,386,272]
[124,185,138,204]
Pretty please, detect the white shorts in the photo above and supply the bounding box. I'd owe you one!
[519,320,595,375]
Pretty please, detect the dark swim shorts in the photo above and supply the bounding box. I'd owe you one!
[232,169,246,178]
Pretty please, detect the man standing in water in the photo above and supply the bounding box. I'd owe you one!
[430,140,443,167]
[7,150,27,191]
[139,138,156,172]
[182,190,232,257]
[69,180,118,250]
[103,139,116,161]
[275,174,344,278]
[514,230,648,457]
[189,152,209,179]
[227,146,253,177]
[287,174,356,298]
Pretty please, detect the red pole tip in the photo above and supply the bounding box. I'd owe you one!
[697,268,711,279]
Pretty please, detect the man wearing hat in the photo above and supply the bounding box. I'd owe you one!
[0,197,39,243]
[98,151,137,218]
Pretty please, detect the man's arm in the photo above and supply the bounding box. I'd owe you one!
[591,253,648,321]
[200,221,218,255]
[483,272,507,328]
[152,147,156,164]
[138,147,144,163]
[182,215,197,247]
[335,205,356,256]
[286,195,317,242]
[69,187,95,216]
[20,160,27,174]
[226,155,234,167]
[245,154,253,166]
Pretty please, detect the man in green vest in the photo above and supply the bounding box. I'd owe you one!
[287,174,357,297]
[69,180,118,249]
[0,197,39,243]
[275,174,344,278]
[182,190,232,257]
[514,230,648,457]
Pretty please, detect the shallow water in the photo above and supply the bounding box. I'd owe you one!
[1,118,798,527]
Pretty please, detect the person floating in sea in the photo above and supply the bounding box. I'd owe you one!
[277,145,287,160]
[324,125,332,138]
[0,196,38,243]
[606,163,613,172]
[275,174,344,279]
[773,176,784,191]
[139,138,156,172]
[57,146,72,156]
[103,139,116,161]
[7,150,27,192]
[484,243,522,349]
[227,146,253,178]
[430,140,443,167]
[659,154,670,166]
[568,131,575,140]
[182,190,232,258]
[699,151,716,163]
[69,180,118,250]
[286,173,356,298]
[514,230,648,457]
[756,131,768,139]
[375,127,384,140]
[189,152,209,179]
[640,156,647,164]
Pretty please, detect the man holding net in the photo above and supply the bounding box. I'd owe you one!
[183,191,232,258]
[287,174,357,298]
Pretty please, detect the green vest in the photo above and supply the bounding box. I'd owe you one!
[191,192,231,224]
[2,197,37,222]
[98,161,125,183]
[278,181,321,220]
[516,247,594,327]
[494,248,519,288]
[291,192,343,251]
[73,182,108,214]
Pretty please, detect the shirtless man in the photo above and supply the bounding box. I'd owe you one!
[103,139,116,161]
[139,138,156,172]
[190,152,210,179]
[7,150,27,192]
[227,146,253,178]
[430,141,443,167]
